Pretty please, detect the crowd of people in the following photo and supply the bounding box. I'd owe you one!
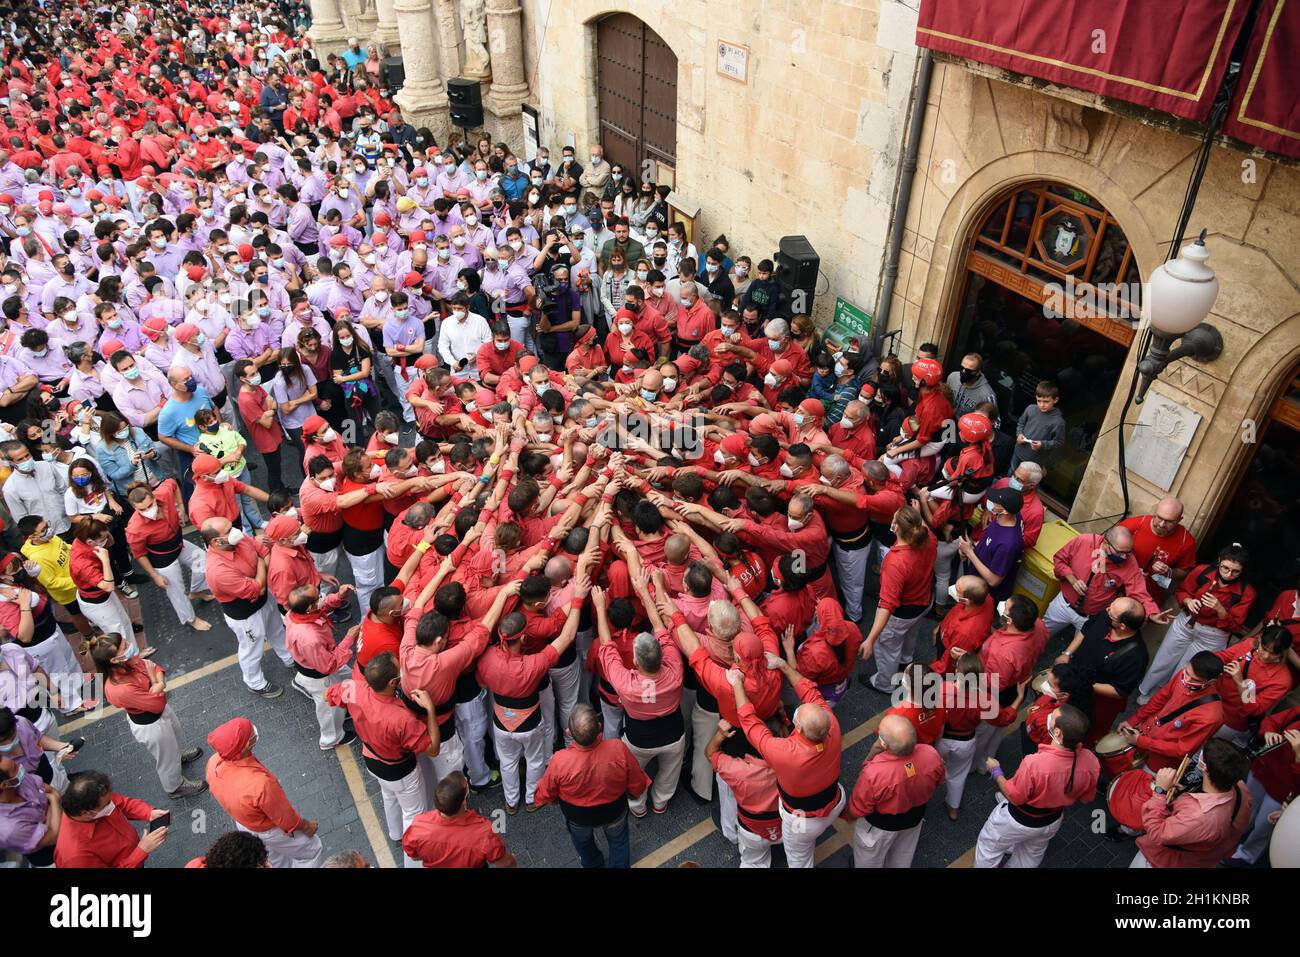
[0,0,1296,871]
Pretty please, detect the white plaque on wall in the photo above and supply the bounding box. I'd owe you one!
[1126,392,1203,491]
[717,40,749,83]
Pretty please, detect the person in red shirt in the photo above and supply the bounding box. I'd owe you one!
[69,517,148,658]
[235,359,286,493]
[1043,526,1170,641]
[124,479,213,632]
[930,575,994,675]
[730,650,843,868]
[972,594,1049,770]
[1213,627,1293,746]
[284,582,360,751]
[534,703,650,868]
[54,770,170,868]
[205,717,323,868]
[356,586,407,670]
[1230,703,1300,864]
[881,356,951,471]
[402,771,517,868]
[791,596,863,704]
[88,633,206,799]
[884,664,946,746]
[190,453,269,530]
[989,462,1046,550]
[861,507,936,693]
[1133,738,1252,868]
[974,704,1099,867]
[475,323,523,387]
[826,400,876,461]
[1120,652,1226,773]
[325,652,441,869]
[705,718,782,867]
[1138,545,1255,701]
[936,654,1022,820]
[1118,497,1198,607]
[844,713,945,868]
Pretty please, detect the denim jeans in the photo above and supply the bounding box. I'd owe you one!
[565,810,630,868]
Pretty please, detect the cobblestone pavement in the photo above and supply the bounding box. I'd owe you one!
[54,553,1149,869]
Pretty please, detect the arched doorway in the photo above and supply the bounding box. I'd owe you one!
[596,14,677,177]
[1198,367,1300,628]
[947,181,1143,510]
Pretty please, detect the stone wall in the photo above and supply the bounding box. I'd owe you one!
[885,59,1300,538]
[519,0,922,326]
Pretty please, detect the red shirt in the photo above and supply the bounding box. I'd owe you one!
[205,538,267,606]
[1130,680,1225,772]
[877,531,937,613]
[1001,743,1100,810]
[738,677,841,812]
[268,543,321,609]
[827,420,876,460]
[475,339,523,381]
[68,538,111,599]
[102,658,166,716]
[1264,589,1300,644]
[1053,532,1159,617]
[847,745,945,818]
[54,793,157,868]
[402,809,508,867]
[913,388,953,444]
[1215,637,1293,732]
[535,739,650,808]
[340,477,385,532]
[980,622,1049,690]
[125,478,184,560]
[357,613,404,669]
[932,600,996,675]
[1176,565,1255,632]
[1118,515,1197,604]
[299,476,344,534]
[885,701,947,745]
[709,751,780,841]
[206,754,305,835]
[991,477,1044,549]
[189,477,247,529]
[325,678,431,764]
[475,643,558,699]
[237,386,283,453]
[1135,785,1252,868]
[1254,707,1300,803]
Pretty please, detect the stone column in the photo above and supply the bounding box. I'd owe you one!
[483,0,529,117]
[392,0,450,141]
[435,0,463,80]
[308,0,348,52]
[373,0,401,50]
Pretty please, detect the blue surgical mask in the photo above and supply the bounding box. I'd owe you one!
[123,367,141,381]
[1008,477,1024,492]
[640,388,658,402]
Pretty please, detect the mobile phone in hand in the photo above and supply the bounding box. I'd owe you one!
[148,811,172,832]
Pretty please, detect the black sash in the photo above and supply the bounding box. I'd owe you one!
[866,802,927,831]
[623,709,684,750]
[147,529,184,568]
[777,779,840,814]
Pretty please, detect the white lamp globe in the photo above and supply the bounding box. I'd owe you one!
[1143,237,1219,336]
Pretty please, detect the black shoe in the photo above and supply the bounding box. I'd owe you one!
[470,771,502,793]
[132,623,144,634]
[252,682,283,699]
[180,747,202,764]
[323,727,358,750]
[63,736,86,757]
[684,786,711,805]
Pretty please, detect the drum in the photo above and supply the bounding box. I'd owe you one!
[1271,797,1300,868]
[1106,768,1156,832]
[1031,668,1054,697]
[1094,731,1138,777]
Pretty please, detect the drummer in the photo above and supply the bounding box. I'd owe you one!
[1055,597,1148,747]
[1227,703,1300,866]
[1131,738,1251,868]
[1117,652,1225,773]
[1022,662,1087,756]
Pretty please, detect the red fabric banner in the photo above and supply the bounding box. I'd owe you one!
[1223,0,1300,160]
[916,0,1250,122]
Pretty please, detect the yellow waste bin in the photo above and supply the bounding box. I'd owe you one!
[1014,519,1079,616]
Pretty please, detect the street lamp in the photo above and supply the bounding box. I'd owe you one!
[1134,229,1224,404]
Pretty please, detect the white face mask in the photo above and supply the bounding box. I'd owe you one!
[226,527,244,546]
[369,465,382,480]
[779,463,795,479]
[208,471,230,484]
[429,458,446,474]
[713,449,725,465]
[787,516,806,531]
[947,584,961,604]
[763,372,779,388]
[321,428,338,443]
[384,432,399,445]
[318,476,336,492]
[293,531,309,547]
[141,504,160,521]
[89,800,117,820]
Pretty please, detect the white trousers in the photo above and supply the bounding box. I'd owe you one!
[1042,591,1087,640]
[346,544,385,620]
[600,699,625,741]
[546,657,582,743]
[869,609,931,693]
[25,630,86,713]
[832,542,869,622]
[1130,850,1152,868]
[691,706,720,799]
[1138,613,1231,698]
[126,704,184,793]
[852,818,924,868]
[153,542,209,626]
[624,734,685,813]
[417,731,465,805]
[80,594,139,657]
[310,545,342,580]
[493,721,550,807]
[779,787,847,868]
[971,720,1010,774]
[237,821,323,868]
[737,825,779,868]
[370,764,428,868]
[294,669,349,748]
[933,539,961,606]
[936,735,977,810]
[974,797,1063,868]
[456,691,492,787]
[1232,772,1282,865]
[223,600,292,691]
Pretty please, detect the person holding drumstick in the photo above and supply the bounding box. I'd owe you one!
[1132,738,1252,868]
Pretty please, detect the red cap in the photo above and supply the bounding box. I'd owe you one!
[0,193,15,204]
[174,323,201,344]
[734,632,765,661]
[720,433,749,457]
[84,189,103,202]
[328,233,350,247]
[142,316,168,339]
[518,356,538,374]
[238,243,254,262]
[798,398,824,418]
[38,189,53,202]
[265,514,301,541]
[413,354,438,371]
[52,202,72,216]
[614,308,638,325]
[186,264,207,282]
[409,230,426,243]
[770,358,793,378]
[207,717,254,760]
[38,200,53,216]
[302,415,328,436]
[373,211,392,226]
[192,453,222,476]
[100,338,125,355]
[401,270,423,289]
[371,230,387,246]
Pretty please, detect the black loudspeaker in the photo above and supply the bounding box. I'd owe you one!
[447,78,484,130]
[775,235,819,317]
[380,56,405,94]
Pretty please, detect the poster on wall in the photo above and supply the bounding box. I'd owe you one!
[716,40,749,83]
[521,104,540,163]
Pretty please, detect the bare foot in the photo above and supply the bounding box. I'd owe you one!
[947,805,960,821]
[138,647,156,658]
[189,618,212,632]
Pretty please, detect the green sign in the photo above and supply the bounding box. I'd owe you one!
[825,297,872,352]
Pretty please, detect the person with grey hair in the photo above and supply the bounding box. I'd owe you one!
[322,849,371,868]
[844,711,945,868]
[1041,524,1171,640]
[592,584,685,817]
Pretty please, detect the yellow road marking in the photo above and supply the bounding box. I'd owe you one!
[334,744,398,869]
[633,818,716,868]
[948,846,976,868]
[813,818,855,864]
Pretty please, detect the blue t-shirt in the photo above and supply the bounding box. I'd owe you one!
[971,518,1025,602]
[157,386,212,448]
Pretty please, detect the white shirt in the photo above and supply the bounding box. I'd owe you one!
[437,311,492,376]
[3,461,71,534]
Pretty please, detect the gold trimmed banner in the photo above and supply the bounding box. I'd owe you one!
[1224,0,1300,159]
[916,0,1248,122]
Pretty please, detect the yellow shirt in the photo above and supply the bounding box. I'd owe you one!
[21,536,78,606]
[197,426,247,475]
